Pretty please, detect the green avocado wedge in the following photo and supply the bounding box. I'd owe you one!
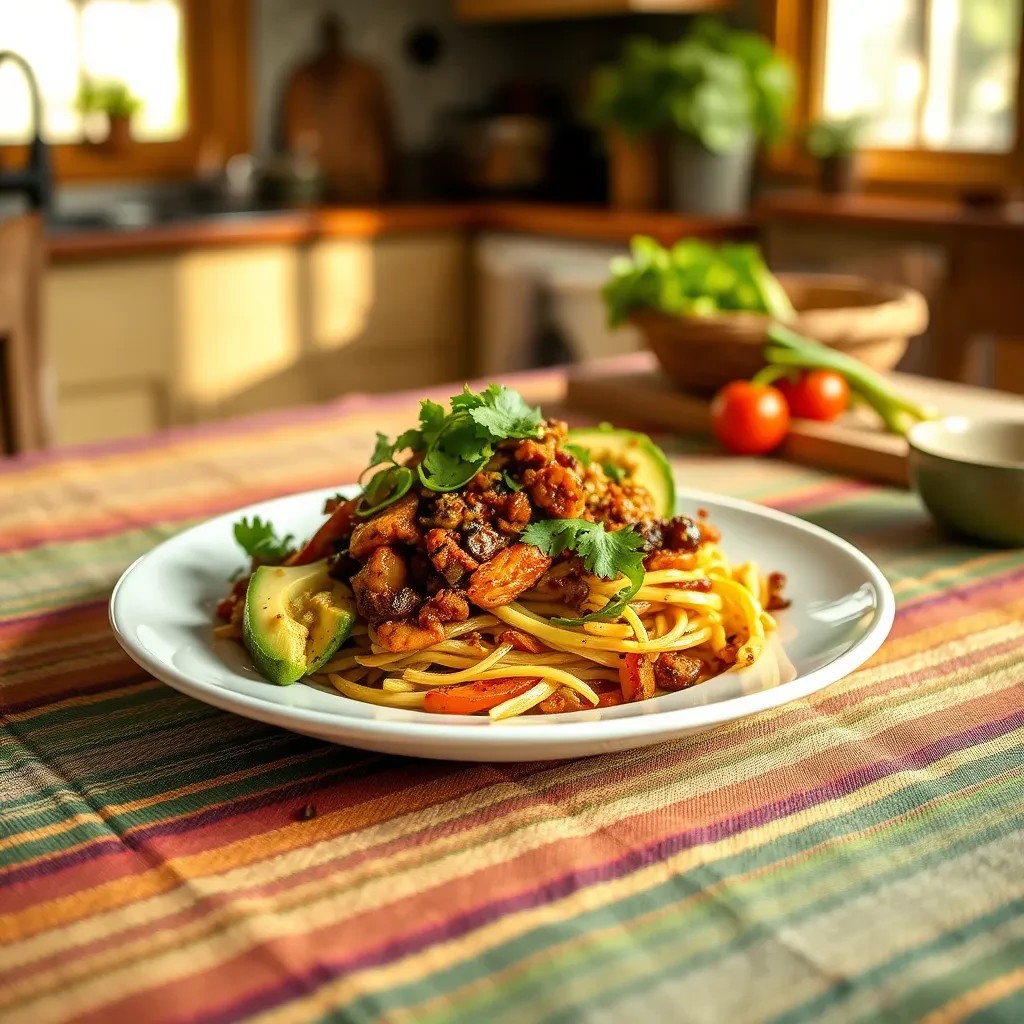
[568,425,676,517]
[242,558,356,685]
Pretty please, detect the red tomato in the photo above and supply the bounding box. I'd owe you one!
[710,381,790,455]
[777,370,850,422]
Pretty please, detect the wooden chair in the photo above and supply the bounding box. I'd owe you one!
[0,213,52,454]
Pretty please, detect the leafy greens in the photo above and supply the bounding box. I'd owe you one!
[603,235,796,327]
[360,384,544,506]
[233,516,295,562]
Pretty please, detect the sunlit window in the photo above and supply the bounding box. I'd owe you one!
[0,0,187,144]
[821,0,1021,152]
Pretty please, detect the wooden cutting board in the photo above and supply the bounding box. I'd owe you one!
[565,354,1024,487]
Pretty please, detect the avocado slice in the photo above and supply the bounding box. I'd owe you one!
[242,558,356,685]
[568,425,676,517]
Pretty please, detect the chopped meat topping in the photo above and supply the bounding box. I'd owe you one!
[467,543,553,609]
[425,528,479,586]
[417,588,470,629]
[375,619,445,653]
[766,571,790,611]
[351,547,422,622]
[538,687,587,714]
[498,629,549,654]
[349,494,421,560]
[463,523,507,562]
[524,464,586,520]
[654,652,702,691]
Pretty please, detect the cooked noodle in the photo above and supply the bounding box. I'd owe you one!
[307,544,779,719]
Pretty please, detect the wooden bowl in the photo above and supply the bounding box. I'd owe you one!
[632,273,930,395]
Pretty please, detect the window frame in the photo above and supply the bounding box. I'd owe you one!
[766,0,1024,190]
[0,0,250,182]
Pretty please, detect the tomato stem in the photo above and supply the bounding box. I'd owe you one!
[750,364,794,388]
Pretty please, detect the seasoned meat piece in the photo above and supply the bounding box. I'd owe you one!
[664,516,703,552]
[513,437,556,469]
[463,523,507,562]
[349,494,421,560]
[697,518,721,545]
[524,465,586,520]
[499,490,533,533]
[766,571,790,611]
[545,569,590,612]
[498,629,549,654]
[584,475,659,528]
[375,619,444,653]
[538,687,587,714]
[418,588,470,629]
[636,519,664,553]
[350,547,422,622]
[420,493,468,530]
[654,652,702,692]
[425,528,479,586]
[466,543,553,609]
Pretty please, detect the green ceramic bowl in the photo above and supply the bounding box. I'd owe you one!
[907,417,1024,547]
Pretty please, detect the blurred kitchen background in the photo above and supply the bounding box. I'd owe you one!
[1,0,1022,452]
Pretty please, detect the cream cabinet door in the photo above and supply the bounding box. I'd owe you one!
[306,233,468,399]
[174,245,304,422]
[46,256,176,446]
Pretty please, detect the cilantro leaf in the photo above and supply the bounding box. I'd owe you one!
[394,427,423,454]
[362,384,545,496]
[564,443,591,468]
[468,386,543,441]
[602,460,627,483]
[369,432,396,467]
[573,521,645,580]
[521,518,646,624]
[417,399,447,447]
[233,516,295,562]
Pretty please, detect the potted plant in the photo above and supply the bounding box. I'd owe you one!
[806,115,867,195]
[587,38,673,211]
[77,79,142,154]
[663,19,795,216]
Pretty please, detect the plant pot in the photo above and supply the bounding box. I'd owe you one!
[605,129,662,211]
[633,273,930,395]
[819,153,860,195]
[669,134,754,216]
[101,114,133,156]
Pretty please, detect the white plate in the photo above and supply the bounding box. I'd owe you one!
[110,487,895,761]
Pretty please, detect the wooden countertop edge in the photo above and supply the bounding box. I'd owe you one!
[757,192,1024,235]
[45,202,756,263]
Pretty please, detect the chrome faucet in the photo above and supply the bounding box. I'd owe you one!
[0,50,51,212]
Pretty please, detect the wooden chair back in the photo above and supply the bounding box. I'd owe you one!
[0,213,52,454]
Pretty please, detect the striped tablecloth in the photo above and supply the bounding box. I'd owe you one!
[2,370,1023,1024]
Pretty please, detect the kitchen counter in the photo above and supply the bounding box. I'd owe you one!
[758,191,1024,236]
[46,201,755,262]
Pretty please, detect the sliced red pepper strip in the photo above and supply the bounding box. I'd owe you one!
[423,677,538,715]
[288,498,358,565]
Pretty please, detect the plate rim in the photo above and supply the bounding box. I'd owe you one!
[109,485,896,749]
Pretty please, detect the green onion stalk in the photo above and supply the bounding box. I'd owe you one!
[754,323,938,435]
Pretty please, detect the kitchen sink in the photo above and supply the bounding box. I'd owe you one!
[47,198,294,234]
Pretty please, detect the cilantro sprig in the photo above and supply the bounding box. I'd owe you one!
[233,516,295,562]
[360,385,543,508]
[521,518,646,625]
